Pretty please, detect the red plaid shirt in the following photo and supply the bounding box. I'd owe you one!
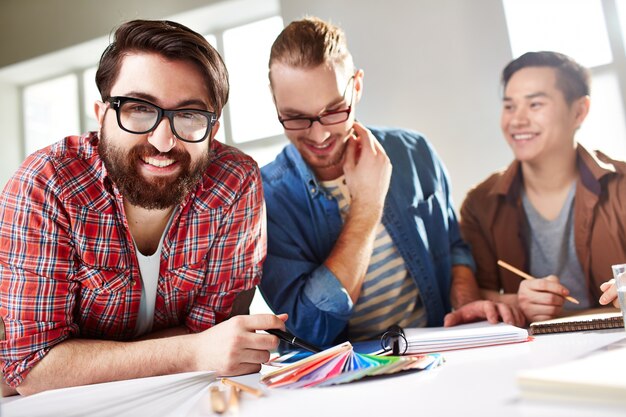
[0,132,266,387]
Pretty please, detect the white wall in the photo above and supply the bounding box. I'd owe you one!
[0,0,517,206]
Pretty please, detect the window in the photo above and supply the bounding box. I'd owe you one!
[502,0,626,160]
[82,67,100,133]
[23,74,80,156]
[223,16,284,144]
[502,0,612,67]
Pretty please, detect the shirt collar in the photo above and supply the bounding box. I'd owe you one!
[490,143,617,200]
[286,144,325,198]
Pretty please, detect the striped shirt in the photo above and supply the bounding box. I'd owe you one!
[321,177,426,341]
[0,132,265,387]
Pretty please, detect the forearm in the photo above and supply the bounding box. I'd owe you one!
[481,289,519,307]
[450,265,482,308]
[324,203,381,302]
[136,325,190,340]
[18,332,196,396]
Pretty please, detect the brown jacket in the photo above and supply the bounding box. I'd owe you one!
[460,145,626,303]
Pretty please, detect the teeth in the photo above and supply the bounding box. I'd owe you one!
[142,156,175,167]
[512,133,535,141]
[310,141,332,149]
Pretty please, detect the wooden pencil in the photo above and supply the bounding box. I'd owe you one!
[228,385,240,412]
[497,260,580,304]
[221,378,264,397]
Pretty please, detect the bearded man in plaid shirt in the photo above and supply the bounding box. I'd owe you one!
[0,19,286,396]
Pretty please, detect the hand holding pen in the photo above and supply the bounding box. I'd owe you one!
[193,313,288,376]
[265,328,322,353]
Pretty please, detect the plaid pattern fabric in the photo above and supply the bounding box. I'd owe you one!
[0,133,266,387]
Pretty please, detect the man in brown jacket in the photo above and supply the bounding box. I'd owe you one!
[460,51,626,324]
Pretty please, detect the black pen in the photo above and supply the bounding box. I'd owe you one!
[265,329,322,353]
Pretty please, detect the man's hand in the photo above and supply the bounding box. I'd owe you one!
[325,122,391,302]
[192,314,287,376]
[343,122,392,213]
[443,300,526,327]
[599,279,619,308]
[517,275,569,322]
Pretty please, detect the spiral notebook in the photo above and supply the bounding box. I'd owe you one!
[529,310,624,335]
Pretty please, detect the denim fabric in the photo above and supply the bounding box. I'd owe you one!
[259,126,474,347]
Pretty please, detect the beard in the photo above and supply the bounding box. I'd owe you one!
[297,132,349,170]
[98,128,212,210]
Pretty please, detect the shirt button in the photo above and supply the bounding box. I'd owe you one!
[130,279,136,286]
[310,187,317,194]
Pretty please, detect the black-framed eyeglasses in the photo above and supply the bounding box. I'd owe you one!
[278,73,356,130]
[106,96,218,143]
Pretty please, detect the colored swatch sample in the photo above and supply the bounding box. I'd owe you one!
[261,342,443,388]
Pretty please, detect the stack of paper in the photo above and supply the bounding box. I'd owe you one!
[401,321,529,354]
[260,342,443,389]
[517,347,626,405]
[3,371,215,417]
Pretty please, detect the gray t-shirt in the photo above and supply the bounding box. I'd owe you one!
[522,183,590,309]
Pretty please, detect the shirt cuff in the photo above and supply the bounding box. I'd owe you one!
[451,249,476,272]
[302,264,353,317]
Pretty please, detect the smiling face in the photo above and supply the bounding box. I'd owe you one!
[501,66,589,167]
[95,52,219,209]
[270,63,361,181]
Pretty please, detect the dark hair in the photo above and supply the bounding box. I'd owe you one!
[268,16,354,82]
[501,51,590,103]
[96,19,229,116]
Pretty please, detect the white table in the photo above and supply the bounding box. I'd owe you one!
[4,329,625,417]
[230,329,626,417]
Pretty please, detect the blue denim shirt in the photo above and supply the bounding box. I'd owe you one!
[259,127,475,347]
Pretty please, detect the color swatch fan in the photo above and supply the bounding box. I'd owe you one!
[260,342,443,388]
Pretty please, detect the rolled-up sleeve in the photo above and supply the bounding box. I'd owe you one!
[259,200,353,346]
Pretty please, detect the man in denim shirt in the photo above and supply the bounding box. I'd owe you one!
[259,17,524,347]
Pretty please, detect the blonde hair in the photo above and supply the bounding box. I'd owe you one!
[269,16,354,82]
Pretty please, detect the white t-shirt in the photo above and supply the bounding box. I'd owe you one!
[133,212,176,337]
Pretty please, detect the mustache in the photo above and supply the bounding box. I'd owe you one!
[130,143,190,162]
[296,132,345,144]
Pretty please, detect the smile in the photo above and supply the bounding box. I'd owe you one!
[141,156,176,168]
[310,141,333,149]
[511,133,536,141]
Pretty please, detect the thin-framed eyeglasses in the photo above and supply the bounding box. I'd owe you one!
[278,73,357,130]
[106,96,218,143]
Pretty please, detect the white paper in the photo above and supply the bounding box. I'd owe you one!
[401,321,529,353]
[3,371,215,417]
[517,347,626,405]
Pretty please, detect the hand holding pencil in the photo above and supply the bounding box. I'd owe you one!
[497,260,580,323]
[497,260,579,304]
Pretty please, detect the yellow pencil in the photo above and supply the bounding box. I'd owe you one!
[228,385,240,413]
[209,386,226,414]
[221,378,264,397]
[497,260,580,304]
